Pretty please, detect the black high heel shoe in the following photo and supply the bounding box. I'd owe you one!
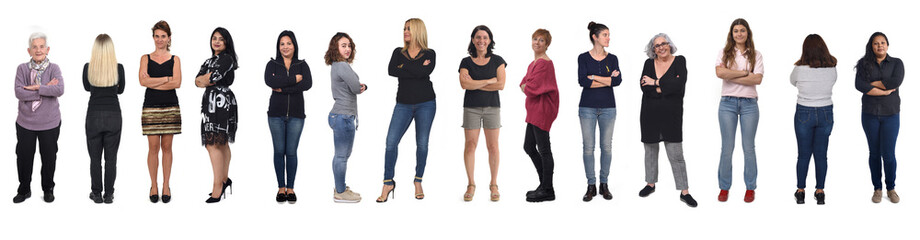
[206,188,224,203]
[149,187,159,203]
[376,183,395,203]
[223,178,233,197]
[161,187,171,203]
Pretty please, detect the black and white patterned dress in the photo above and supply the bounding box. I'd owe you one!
[197,52,238,145]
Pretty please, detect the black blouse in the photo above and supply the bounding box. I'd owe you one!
[83,63,126,112]
[388,48,436,104]
[639,56,687,143]
[458,55,506,107]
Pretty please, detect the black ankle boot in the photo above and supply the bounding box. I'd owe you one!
[599,183,612,200]
[582,184,597,202]
[527,187,555,202]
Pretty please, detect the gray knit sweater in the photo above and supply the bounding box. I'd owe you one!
[330,61,363,116]
[790,65,836,107]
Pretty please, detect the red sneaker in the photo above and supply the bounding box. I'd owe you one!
[744,190,755,203]
[718,189,729,202]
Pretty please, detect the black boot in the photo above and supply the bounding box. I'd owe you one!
[599,183,612,200]
[582,184,597,202]
[527,187,555,202]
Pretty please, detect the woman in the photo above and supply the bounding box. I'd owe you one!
[790,34,837,205]
[521,29,559,203]
[83,34,125,204]
[459,25,506,202]
[378,18,437,202]
[139,20,182,203]
[715,18,763,203]
[577,21,621,201]
[196,27,239,203]
[637,33,696,207]
[855,32,903,204]
[326,32,366,203]
[14,32,64,204]
[264,30,312,203]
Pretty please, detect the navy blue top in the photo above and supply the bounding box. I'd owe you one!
[577,52,622,108]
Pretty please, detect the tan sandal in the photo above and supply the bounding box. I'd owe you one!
[463,185,476,202]
[489,184,500,202]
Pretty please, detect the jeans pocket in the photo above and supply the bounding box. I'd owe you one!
[328,114,336,128]
[824,110,834,124]
[796,111,809,124]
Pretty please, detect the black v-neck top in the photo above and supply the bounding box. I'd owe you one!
[388,47,437,104]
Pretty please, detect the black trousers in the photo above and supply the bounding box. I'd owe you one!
[86,111,122,194]
[16,122,61,194]
[524,123,554,189]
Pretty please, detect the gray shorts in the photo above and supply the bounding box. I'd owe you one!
[462,107,501,129]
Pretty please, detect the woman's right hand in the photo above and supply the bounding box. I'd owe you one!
[360,84,367,93]
[296,74,303,83]
[423,59,431,66]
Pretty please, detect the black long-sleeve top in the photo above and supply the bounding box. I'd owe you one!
[264,58,313,118]
[639,56,687,143]
[855,55,904,116]
[577,52,622,108]
[388,48,436,104]
[197,52,237,87]
[83,63,126,112]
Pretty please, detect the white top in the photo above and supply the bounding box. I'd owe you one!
[790,65,836,107]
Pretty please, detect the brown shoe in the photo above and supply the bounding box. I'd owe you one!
[887,189,900,203]
[872,189,883,203]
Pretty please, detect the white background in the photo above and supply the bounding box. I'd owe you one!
[1,0,914,238]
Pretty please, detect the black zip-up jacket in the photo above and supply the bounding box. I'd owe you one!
[264,58,312,118]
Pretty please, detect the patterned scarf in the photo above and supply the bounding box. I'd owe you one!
[28,58,50,111]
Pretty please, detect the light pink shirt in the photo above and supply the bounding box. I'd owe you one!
[716,48,763,98]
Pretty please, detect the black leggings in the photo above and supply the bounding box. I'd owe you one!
[524,123,553,189]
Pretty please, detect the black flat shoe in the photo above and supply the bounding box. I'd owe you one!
[680,193,698,207]
[13,192,31,203]
[582,184,597,202]
[161,187,171,203]
[286,192,297,203]
[639,185,656,197]
[795,191,805,204]
[150,187,159,203]
[89,192,103,204]
[599,183,612,200]
[814,191,826,205]
[276,192,287,203]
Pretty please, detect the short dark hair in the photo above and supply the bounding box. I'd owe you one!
[795,34,836,68]
[324,32,356,65]
[467,25,495,58]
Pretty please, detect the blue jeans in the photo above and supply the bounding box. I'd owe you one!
[794,105,833,189]
[383,100,436,185]
[718,96,759,190]
[578,107,616,185]
[329,113,356,193]
[268,116,304,189]
[861,113,899,190]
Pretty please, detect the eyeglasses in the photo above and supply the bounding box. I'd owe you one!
[654,42,670,49]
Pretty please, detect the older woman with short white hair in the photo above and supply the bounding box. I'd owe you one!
[14,32,65,203]
[637,33,696,207]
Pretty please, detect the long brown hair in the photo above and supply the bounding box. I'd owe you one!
[795,34,836,68]
[721,18,756,70]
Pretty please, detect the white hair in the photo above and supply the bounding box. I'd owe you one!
[29,32,48,47]
[644,33,677,59]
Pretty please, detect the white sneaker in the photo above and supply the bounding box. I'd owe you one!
[334,187,362,203]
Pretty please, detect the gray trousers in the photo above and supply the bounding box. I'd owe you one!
[644,142,689,190]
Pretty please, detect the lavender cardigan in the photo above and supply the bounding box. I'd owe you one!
[14,62,64,131]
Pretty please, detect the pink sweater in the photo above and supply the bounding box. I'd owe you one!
[520,58,559,132]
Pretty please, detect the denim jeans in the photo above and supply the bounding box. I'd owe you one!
[718,96,759,190]
[329,113,356,193]
[861,113,899,190]
[268,116,304,189]
[793,105,833,189]
[578,107,616,185]
[383,100,436,185]
[86,111,122,195]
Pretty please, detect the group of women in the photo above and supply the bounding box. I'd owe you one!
[10,18,903,207]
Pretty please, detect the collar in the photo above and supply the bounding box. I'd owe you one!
[734,47,749,55]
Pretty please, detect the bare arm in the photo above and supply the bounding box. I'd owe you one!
[715,65,749,79]
[458,68,494,90]
[867,88,896,96]
[153,56,182,90]
[139,55,168,88]
[479,64,507,91]
[728,73,763,86]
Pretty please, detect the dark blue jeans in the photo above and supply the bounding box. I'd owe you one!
[383,100,436,185]
[329,113,356,193]
[861,113,899,190]
[268,116,304,189]
[793,105,833,189]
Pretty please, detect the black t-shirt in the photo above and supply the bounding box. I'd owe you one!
[458,55,506,107]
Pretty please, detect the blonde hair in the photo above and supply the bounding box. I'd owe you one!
[88,34,118,87]
[403,18,428,51]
